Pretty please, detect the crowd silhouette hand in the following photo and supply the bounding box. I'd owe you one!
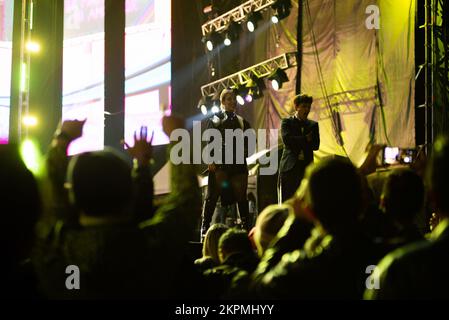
[359,143,385,176]
[59,119,87,141]
[122,126,154,165]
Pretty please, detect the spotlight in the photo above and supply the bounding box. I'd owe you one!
[271,0,292,22]
[206,39,214,51]
[223,20,241,46]
[233,84,249,105]
[236,94,245,106]
[246,11,263,33]
[211,105,220,114]
[202,30,222,51]
[268,68,289,91]
[198,96,213,115]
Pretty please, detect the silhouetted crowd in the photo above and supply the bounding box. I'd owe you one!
[3,116,449,300]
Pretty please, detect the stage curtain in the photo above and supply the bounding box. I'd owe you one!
[261,0,416,164]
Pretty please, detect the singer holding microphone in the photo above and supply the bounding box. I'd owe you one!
[201,89,253,238]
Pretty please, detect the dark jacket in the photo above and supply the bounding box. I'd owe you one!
[204,111,253,173]
[280,117,320,173]
[203,251,259,299]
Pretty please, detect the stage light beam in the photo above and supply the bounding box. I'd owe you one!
[26,41,40,53]
[22,115,38,127]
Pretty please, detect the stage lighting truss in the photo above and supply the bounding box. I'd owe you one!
[200,51,297,100]
[201,0,293,51]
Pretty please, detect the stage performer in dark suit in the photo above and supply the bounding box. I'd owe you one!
[279,94,320,202]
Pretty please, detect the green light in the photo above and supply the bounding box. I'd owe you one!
[20,139,43,177]
[30,1,34,30]
[26,41,40,53]
[21,63,27,92]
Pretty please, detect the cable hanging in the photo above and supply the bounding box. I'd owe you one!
[304,0,348,156]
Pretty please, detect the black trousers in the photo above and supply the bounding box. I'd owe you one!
[279,161,307,202]
[202,169,249,231]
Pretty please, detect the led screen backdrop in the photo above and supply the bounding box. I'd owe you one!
[0,0,13,144]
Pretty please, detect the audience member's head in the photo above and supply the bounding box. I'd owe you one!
[302,157,363,233]
[381,168,424,224]
[0,144,41,262]
[66,149,133,218]
[427,135,449,217]
[253,205,289,256]
[218,228,253,263]
[202,223,229,264]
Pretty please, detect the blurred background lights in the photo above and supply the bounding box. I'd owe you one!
[22,115,38,127]
[20,139,43,176]
[26,41,41,53]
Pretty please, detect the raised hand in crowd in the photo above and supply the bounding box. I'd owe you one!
[47,119,87,223]
[53,119,87,147]
[358,143,385,175]
[122,126,154,167]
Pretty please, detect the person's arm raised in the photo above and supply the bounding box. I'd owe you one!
[139,116,201,244]
[123,126,154,222]
[46,119,86,222]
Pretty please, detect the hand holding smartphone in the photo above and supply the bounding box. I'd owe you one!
[382,146,416,165]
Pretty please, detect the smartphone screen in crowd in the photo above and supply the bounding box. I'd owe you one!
[382,146,416,165]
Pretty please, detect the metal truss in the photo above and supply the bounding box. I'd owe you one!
[311,86,379,121]
[200,52,298,97]
[201,0,277,35]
